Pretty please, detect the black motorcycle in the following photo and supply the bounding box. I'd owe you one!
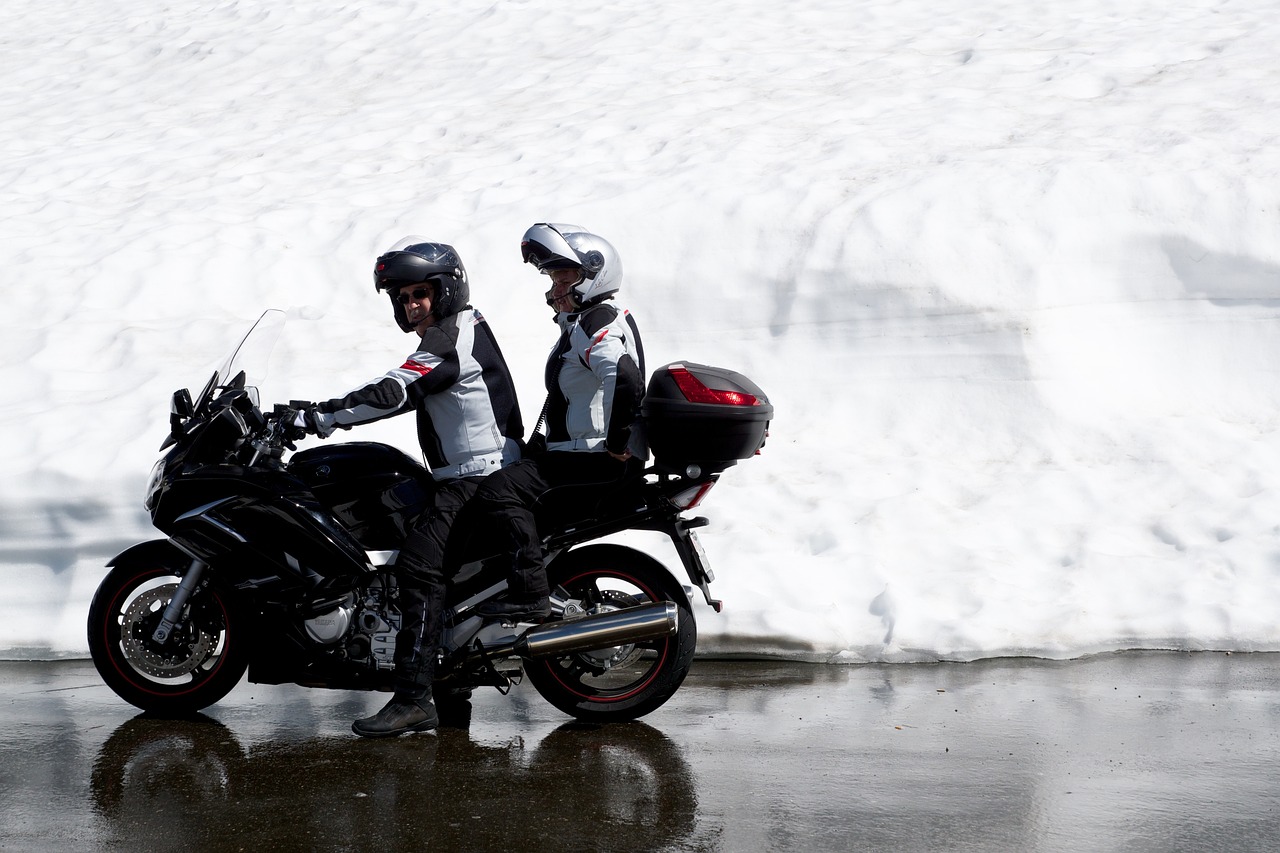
[88,310,772,722]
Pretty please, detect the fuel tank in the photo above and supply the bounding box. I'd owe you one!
[289,442,437,550]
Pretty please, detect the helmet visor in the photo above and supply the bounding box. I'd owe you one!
[521,224,581,272]
[521,240,574,271]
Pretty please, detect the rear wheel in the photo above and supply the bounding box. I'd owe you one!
[526,545,696,721]
[88,547,250,715]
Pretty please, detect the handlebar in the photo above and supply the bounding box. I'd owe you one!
[269,404,308,443]
[241,406,303,467]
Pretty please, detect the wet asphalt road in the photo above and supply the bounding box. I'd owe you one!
[2,653,1279,852]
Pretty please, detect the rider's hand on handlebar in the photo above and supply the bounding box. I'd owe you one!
[281,401,335,439]
[269,405,307,446]
[270,402,330,442]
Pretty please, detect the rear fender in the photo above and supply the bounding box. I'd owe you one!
[652,517,722,613]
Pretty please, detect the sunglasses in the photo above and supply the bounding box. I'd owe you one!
[395,287,433,305]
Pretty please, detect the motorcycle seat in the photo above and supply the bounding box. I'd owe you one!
[532,463,646,532]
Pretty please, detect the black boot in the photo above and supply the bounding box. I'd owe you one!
[351,693,439,738]
[476,595,551,621]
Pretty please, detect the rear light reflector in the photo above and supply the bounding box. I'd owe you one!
[668,365,759,406]
[672,480,717,509]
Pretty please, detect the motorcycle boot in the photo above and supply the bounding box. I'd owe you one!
[476,594,551,622]
[351,692,439,738]
[352,628,440,737]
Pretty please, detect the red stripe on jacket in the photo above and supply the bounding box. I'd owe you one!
[401,359,432,376]
[584,329,609,366]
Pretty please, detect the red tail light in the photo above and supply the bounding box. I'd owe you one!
[668,366,759,406]
[671,480,717,509]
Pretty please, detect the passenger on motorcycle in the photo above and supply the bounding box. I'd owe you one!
[450,224,646,621]
[285,238,524,738]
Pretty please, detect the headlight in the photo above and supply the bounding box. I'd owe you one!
[143,458,165,512]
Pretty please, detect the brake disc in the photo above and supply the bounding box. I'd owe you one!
[120,583,215,678]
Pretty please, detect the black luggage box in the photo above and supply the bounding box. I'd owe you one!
[642,362,772,474]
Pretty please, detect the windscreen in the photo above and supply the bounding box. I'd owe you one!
[195,309,287,411]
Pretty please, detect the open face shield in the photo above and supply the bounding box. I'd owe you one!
[521,223,589,271]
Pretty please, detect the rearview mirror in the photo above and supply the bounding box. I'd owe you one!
[170,388,194,432]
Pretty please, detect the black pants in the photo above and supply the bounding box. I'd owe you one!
[392,476,482,697]
[456,451,634,600]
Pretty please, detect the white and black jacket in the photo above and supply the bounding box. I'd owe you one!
[544,301,645,456]
[313,308,524,481]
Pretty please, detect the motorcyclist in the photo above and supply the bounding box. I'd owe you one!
[452,224,646,620]
[286,237,523,737]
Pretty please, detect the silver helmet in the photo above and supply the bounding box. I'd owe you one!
[520,223,622,310]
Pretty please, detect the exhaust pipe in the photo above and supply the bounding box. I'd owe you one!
[473,602,678,662]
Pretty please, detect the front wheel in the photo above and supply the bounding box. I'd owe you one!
[88,546,250,715]
[526,545,697,721]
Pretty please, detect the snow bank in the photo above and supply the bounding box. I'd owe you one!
[4,0,1280,660]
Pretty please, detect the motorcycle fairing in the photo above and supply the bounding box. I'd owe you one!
[159,469,376,597]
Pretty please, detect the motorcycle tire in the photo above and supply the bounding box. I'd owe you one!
[88,548,251,716]
[525,544,697,722]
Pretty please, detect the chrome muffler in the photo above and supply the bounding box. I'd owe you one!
[475,601,678,661]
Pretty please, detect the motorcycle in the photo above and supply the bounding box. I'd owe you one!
[88,310,772,722]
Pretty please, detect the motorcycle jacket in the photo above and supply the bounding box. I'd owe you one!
[313,308,524,480]
[544,301,645,456]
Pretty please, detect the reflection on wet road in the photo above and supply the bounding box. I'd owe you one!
[3,653,1279,851]
[88,715,698,851]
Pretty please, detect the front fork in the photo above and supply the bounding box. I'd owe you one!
[151,558,208,644]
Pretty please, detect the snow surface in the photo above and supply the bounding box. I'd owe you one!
[5,0,1280,661]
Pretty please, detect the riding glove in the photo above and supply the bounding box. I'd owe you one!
[289,402,336,438]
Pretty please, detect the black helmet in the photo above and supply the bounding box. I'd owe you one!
[373,237,470,331]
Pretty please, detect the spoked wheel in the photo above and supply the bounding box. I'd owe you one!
[88,545,250,715]
[526,545,697,721]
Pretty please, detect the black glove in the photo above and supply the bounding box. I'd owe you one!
[268,405,304,448]
[280,401,335,439]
